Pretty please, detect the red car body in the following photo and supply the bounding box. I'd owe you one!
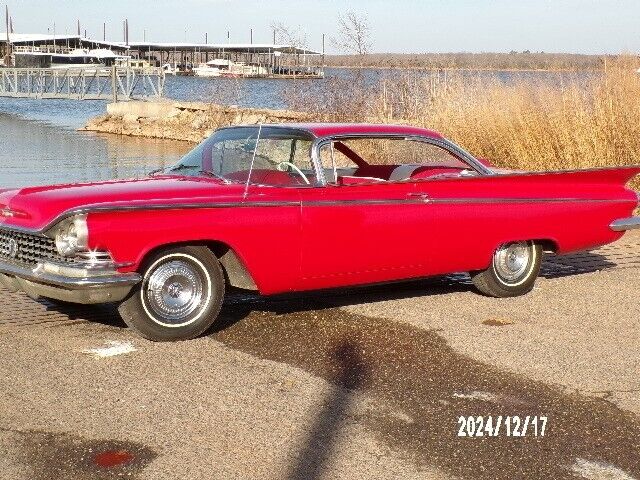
[0,123,638,308]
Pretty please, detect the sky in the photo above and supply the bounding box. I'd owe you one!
[3,0,639,54]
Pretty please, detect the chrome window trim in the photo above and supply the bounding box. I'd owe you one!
[310,136,326,185]
[311,133,492,186]
[172,125,639,185]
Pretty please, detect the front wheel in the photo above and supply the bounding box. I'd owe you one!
[471,241,542,298]
[118,246,225,341]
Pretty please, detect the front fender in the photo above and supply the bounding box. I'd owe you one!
[86,206,301,295]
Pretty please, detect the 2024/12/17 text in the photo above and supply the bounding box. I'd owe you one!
[457,415,548,437]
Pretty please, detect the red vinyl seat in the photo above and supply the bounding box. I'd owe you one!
[409,166,465,179]
[225,169,311,186]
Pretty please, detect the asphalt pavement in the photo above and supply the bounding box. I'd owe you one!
[1,231,639,480]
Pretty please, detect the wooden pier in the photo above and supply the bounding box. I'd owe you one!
[0,66,164,101]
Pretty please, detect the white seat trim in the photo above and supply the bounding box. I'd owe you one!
[388,165,422,181]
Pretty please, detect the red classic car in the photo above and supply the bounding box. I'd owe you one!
[1,123,639,341]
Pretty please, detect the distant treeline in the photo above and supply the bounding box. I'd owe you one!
[323,53,619,71]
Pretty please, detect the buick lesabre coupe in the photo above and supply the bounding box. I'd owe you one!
[1,124,639,341]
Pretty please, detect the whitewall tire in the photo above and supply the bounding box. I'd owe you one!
[118,246,225,341]
[471,241,542,298]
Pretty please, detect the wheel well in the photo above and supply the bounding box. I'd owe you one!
[138,241,258,291]
[491,239,558,255]
[534,239,559,254]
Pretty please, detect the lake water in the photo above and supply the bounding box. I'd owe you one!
[0,113,191,188]
[0,68,593,189]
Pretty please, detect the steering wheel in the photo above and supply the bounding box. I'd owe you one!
[276,162,310,185]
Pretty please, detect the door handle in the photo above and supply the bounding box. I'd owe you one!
[406,192,431,203]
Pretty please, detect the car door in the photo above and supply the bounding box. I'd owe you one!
[241,183,304,293]
[299,138,436,290]
[213,126,316,294]
[299,182,433,289]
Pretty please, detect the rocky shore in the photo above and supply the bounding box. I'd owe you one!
[82,100,311,143]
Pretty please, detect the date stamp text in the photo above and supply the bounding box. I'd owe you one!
[457,415,548,437]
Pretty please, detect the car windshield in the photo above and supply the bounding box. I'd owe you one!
[164,126,318,186]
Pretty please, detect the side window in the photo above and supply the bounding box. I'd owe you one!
[252,138,316,186]
[319,138,474,184]
[341,138,468,168]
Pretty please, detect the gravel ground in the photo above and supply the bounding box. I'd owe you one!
[0,231,638,480]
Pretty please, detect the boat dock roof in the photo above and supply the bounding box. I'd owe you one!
[0,33,320,55]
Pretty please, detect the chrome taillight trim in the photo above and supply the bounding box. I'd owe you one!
[610,217,640,231]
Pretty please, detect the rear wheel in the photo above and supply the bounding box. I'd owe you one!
[471,241,542,298]
[118,246,225,341]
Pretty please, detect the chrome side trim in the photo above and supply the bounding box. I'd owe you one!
[0,197,631,235]
[0,201,301,235]
[304,198,428,206]
[427,197,627,205]
[610,217,640,231]
[302,197,629,207]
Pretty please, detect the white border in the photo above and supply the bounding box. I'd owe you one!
[492,241,538,287]
[141,253,213,328]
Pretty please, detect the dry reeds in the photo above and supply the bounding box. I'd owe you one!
[285,57,640,189]
[324,52,607,71]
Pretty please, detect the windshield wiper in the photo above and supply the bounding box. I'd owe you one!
[150,164,229,182]
[198,170,230,183]
[167,164,199,172]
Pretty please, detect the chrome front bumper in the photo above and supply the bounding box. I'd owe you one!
[610,217,640,232]
[0,259,141,304]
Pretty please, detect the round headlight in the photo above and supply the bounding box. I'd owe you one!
[55,216,89,257]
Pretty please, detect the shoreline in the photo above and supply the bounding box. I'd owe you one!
[81,100,310,143]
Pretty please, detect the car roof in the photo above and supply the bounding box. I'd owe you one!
[227,123,444,140]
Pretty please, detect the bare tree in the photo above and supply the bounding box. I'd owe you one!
[332,11,372,56]
[270,22,308,49]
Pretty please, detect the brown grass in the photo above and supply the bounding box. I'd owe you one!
[286,57,640,189]
[324,52,609,71]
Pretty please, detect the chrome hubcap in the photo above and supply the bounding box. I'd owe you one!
[493,242,531,283]
[144,260,204,324]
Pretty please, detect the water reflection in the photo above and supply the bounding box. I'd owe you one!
[0,114,191,189]
[0,68,596,190]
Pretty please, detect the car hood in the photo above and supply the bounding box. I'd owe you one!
[0,176,245,232]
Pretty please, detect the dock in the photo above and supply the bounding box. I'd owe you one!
[0,66,164,100]
[1,32,325,83]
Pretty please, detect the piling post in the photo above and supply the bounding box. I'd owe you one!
[4,5,11,66]
[111,65,118,102]
[322,33,326,76]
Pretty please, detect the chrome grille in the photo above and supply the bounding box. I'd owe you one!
[0,228,74,266]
